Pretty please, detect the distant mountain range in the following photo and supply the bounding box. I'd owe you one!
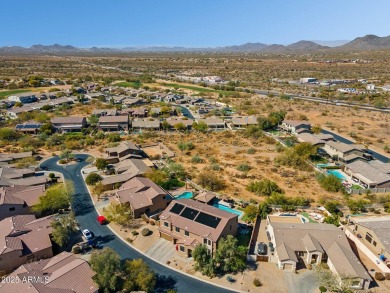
[1,34,389,54]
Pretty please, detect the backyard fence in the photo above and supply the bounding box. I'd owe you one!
[348,187,390,195]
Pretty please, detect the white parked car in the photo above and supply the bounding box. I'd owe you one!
[82,229,93,240]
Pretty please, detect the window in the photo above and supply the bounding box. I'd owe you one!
[230,225,232,230]
[164,221,169,227]
[351,280,360,287]
[9,207,15,212]
[373,241,377,247]
[207,239,211,246]
[185,230,189,236]
[298,251,304,257]
[175,227,180,233]
[203,238,207,244]
[180,245,185,252]
[163,196,166,200]
[365,233,372,243]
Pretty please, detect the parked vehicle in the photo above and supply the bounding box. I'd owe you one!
[97,215,107,225]
[268,242,274,253]
[257,242,267,255]
[82,229,93,240]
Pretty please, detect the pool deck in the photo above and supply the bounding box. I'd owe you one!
[268,215,303,224]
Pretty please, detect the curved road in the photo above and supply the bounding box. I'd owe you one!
[41,155,233,293]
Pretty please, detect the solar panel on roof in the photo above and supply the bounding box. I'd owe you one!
[15,125,23,129]
[195,212,221,228]
[170,203,185,215]
[180,207,199,220]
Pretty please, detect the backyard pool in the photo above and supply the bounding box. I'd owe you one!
[175,191,193,200]
[212,203,243,218]
[327,169,347,180]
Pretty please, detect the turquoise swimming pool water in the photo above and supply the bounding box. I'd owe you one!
[175,191,193,200]
[212,203,243,217]
[327,169,347,180]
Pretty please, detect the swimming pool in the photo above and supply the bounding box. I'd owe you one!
[327,169,347,180]
[175,191,193,200]
[212,203,243,217]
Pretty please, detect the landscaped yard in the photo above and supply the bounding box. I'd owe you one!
[237,233,251,247]
[0,89,30,98]
[299,212,318,223]
[113,81,142,88]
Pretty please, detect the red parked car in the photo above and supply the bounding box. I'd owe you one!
[97,215,107,225]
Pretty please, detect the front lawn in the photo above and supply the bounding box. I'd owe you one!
[300,212,318,223]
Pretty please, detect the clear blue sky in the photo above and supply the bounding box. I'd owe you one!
[1,0,389,47]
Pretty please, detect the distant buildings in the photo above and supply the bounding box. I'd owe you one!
[105,141,142,164]
[98,115,129,132]
[300,78,318,84]
[7,93,38,104]
[51,117,87,133]
[280,120,311,135]
[344,161,390,188]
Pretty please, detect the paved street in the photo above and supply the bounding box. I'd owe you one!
[41,155,234,293]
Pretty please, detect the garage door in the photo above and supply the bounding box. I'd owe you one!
[283,263,294,270]
[160,232,172,242]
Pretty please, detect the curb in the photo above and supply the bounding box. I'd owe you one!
[79,164,245,293]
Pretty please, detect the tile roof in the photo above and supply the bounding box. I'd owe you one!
[51,116,86,124]
[0,252,98,293]
[326,141,364,153]
[346,160,390,184]
[159,199,237,242]
[99,115,128,123]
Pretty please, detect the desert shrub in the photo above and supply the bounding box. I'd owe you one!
[247,179,282,196]
[247,148,256,154]
[85,173,103,185]
[375,272,385,281]
[319,286,327,292]
[196,171,226,191]
[131,231,139,236]
[72,246,82,254]
[141,228,150,236]
[316,174,344,192]
[253,278,262,287]
[236,163,252,172]
[191,154,203,163]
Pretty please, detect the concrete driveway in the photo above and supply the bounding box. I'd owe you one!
[284,270,318,293]
[146,238,176,264]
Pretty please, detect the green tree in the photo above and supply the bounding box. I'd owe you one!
[104,203,133,227]
[161,120,170,131]
[196,171,226,191]
[95,158,108,170]
[215,235,247,274]
[193,244,215,277]
[90,248,122,293]
[123,259,156,293]
[89,114,99,126]
[107,133,121,142]
[0,127,19,141]
[246,179,282,196]
[168,162,187,179]
[85,173,103,185]
[192,121,208,133]
[244,205,258,222]
[316,174,344,192]
[174,122,186,132]
[258,202,270,219]
[51,212,78,247]
[323,215,340,227]
[32,182,73,215]
[311,124,322,134]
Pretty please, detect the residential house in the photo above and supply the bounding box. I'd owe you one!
[131,118,160,131]
[322,141,369,163]
[0,185,45,220]
[0,167,47,187]
[115,177,173,218]
[51,117,87,133]
[0,152,33,164]
[131,107,148,118]
[7,93,38,104]
[15,121,43,134]
[267,216,371,289]
[197,117,226,129]
[0,251,98,292]
[165,117,193,130]
[280,120,312,134]
[92,108,118,117]
[6,106,34,119]
[344,161,390,188]
[123,97,146,107]
[230,116,258,128]
[0,214,54,274]
[105,141,142,164]
[297,133,334,147]
[159,199,238,257]
[347,215,390,271]
[194,191,216,204]
[101,158,152,190]
[98,115,129,132]
[150,107,177,117]
[111,95,127,104]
